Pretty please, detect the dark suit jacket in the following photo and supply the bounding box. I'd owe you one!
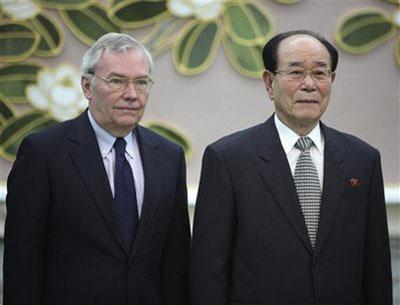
[4,111,190,305]
[190,115,392,305]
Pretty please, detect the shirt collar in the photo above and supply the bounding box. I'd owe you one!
[274,113,324,155]
[88,110,136,159]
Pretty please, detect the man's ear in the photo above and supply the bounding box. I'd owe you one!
[263,70,274,100]
[331,71,336,83]
[81,75,92,101]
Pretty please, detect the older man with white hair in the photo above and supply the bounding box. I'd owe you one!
[4,33,190,305]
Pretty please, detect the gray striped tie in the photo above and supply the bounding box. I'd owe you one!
[294,137,321,248]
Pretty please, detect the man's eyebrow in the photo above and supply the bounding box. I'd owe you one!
[314,60,329,67]
[106,72,149,78]
[287,61,302,67]
[106,72,128,78]
[286,60,329,67]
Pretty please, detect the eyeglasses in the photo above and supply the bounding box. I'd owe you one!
[93,74,154,92]
[273,68,334,82]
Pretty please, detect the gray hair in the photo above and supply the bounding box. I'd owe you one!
[81,32,153,75]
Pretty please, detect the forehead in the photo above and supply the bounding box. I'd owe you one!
[97,48,149,75]
[277,35,331,68]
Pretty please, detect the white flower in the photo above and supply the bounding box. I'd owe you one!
[167,0,227,21]
[0,0,40,20]
[26,64,88,122]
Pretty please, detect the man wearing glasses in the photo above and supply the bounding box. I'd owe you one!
[191,30,392,305]
[4,33,190,305]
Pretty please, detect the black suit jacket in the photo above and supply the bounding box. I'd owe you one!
[190,115,392,305]
[4,111,190,305]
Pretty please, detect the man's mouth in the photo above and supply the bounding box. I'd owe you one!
[296,99,319,104]
[115,107,138,111]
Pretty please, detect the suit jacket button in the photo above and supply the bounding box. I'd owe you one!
[312,258,319,268]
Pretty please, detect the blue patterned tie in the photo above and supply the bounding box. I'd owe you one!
[294,137,321,248]
[114,137,138,248]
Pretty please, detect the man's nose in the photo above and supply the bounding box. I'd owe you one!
[122,81,138,101]
[301,73,317,91]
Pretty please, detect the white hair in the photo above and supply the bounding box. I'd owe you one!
[81,33,153,75]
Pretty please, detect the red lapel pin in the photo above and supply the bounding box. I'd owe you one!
[349,178,360,188]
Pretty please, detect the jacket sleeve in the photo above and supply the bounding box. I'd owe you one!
[3,135,51,305]
[363,151,392,305]
[161,148,191,305]
[190,145,235,305]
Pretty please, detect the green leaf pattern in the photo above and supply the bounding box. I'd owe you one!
[30,12,65,57]
[335,9,397,53]
[0,21,40,63]
[38,0,96,10]
[222,35,264,78]
[0,93,16,129]
[223,1,273,47]
[142,18,184,58]
[59,3,121,46]
[143,121,192,159]
[108,0,169,29]
[173,20,222,76]
[0,111,57,161]
[0,62,42,104]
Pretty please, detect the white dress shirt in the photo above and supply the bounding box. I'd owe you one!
[274,114,324,189]
[88,110,145,217]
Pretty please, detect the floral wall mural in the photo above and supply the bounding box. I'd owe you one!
[0,0,282,163]
[334,0,400,67]
[26,64,87,121]
[0,0,203,161]
[0,0,399,165]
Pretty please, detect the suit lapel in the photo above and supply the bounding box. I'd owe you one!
[258,116,313,254]
[129,126,164,263]
[314,124,346,256]
[67,112,128,253]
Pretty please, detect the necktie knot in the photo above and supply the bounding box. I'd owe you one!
[114,137,127,156]
[295,137,313,152]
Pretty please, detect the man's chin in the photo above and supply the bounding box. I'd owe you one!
[297,116,321,128]
[118,114,141,125]
[120,120,139,130]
